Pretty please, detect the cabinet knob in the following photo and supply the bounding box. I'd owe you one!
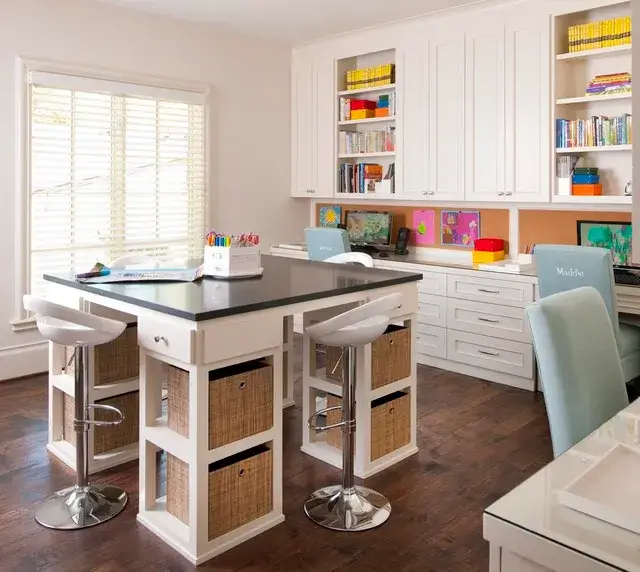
[309,189,315,194]
[427,191,435,196]
[497,191,504,196]
[422,191,428,195]
[505,191,513,196]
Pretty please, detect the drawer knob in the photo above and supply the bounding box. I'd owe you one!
[388,338,394,345]
[239,468,246,477]
[478,288,500,294]
[478,317,499,324]
[389,407,395,414]
[153,335,167,344]
[239,381,246,389]
[478,349,500,357]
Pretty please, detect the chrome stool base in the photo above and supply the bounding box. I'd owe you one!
[35,483,128,530]
[304,484,391,531]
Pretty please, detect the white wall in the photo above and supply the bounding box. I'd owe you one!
[0,0,308,380]
[633,0,639,263]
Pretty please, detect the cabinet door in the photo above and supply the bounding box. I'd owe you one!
[428,28,465,201]
[398,43,428,200]
[291,51,314,197]
[505,13,550,202]
[465,19,506,201]
[314,54,336,198]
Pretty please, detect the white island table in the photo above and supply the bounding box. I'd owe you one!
[44,254,420,565]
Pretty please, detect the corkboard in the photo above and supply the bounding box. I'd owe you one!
[315,204,510,253]
[518,210,631,253]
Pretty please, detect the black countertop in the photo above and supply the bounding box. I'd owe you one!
[43,254,421,322]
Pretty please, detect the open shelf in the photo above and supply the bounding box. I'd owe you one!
[338,116,395,126]
[339,151,395,159]
[556,44,632,61]
[334,192,394,200]
[556,145,632,153]
[556,93,632,105]
[552,194,632,205]
[337,84,396,97]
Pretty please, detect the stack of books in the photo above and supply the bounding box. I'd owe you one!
[345,64,395,90]
[572,167,601,196]
[339,127,395,154]
[568,16,631,52]
[339,93,397,121]
[586,73,632,96]
[338,163,383,194]
[556,114,632,148]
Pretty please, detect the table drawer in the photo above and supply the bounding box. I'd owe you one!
[446,298,531,343]
[418,271,447,296]
[418,293,446,327]
[447,274,534,308]
[138,317,195,363]
[447,330,533,378]
[416,324,446,359]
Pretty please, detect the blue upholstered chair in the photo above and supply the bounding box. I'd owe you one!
[535,244,640,383]
[526,287,629,457]
[305,228,350,261]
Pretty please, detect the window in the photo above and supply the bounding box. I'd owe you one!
[28,71,206,297]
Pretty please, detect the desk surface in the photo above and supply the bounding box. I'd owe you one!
[485,398,640,572]
[44,254,421,322]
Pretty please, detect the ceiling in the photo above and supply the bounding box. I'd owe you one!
[93,0,492,44]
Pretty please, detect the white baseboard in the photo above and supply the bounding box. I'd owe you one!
[0,341,48,381]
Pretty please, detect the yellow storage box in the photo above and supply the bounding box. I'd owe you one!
[472,250,505,265]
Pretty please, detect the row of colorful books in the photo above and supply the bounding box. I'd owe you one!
[339,93,396,121]
[556,114,632,148]
[337,163,383,194]
[338,128,395,154]
[345,64,395,90]
[568,16,631,52]
[585,72,631,96]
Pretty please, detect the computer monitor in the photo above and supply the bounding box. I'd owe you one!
[577,220,632,268]
[345,211,393,247]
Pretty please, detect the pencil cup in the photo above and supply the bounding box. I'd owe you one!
[556,177,572,197]
[374,180,393,195]
[203,246,262,278]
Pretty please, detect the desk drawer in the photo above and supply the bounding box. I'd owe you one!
[418,271,447,296]
[416,324,446,359]
[447,330,533,378]
[447,274,533,308]
[418,293,446,327]
[446,298,531,343]
[138,317,195,363]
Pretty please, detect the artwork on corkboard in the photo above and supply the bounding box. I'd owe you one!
[441,210,480,248]
[319,206,341,228]
[413,209,436,246]
[578,220,632,266]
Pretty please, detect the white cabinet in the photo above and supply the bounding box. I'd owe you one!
[291,49,335,198]
[465,11,550,202]
[399,28,465,201]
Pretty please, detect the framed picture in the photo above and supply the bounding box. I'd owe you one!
[441,210,480,248]
[577,220,632,267]
[413,209,435,246]
[319,206,342,228]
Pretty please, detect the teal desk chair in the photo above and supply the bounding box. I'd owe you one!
[305,228,350,261]
[526,287,629,457]
[535,244,640,383]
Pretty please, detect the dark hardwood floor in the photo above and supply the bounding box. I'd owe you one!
[0,344,551,571]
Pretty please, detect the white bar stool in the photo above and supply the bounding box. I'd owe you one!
[24,295,129,530]
[304,292,402,531]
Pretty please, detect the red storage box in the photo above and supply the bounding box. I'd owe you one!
[474,238,505,252]
[350,99,376,111]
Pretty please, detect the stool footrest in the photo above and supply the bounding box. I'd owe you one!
[307,406,344,432]
[85,403,125,427]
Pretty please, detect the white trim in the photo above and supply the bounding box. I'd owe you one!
[29,71,206,104]
[10,316,38,332]
[0,341,48,381]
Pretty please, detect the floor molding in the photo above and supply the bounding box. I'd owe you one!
[0,341,47,381]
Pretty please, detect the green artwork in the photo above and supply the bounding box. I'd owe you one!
[579,221,632,266]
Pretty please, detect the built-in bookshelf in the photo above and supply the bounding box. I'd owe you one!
[553,2,632,204]
[335,49,396,199]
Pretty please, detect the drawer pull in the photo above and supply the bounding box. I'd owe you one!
[477,317,499,324]
[389,407,395,414]
[239,381,246,389]
[239,468,246,477]
[153,335,167,344]
[478,349,500,357]
[478,288,500,294]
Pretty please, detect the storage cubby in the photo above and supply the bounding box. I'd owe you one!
[553,2,632,205]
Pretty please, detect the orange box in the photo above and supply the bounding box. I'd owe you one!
[572,184,602,196]
[350,109,375,120]
[374,108,390,118]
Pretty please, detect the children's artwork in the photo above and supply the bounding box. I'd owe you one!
[578,220,632,266]
[441,210,480,248]
[412,209,435,246]
[319,206,342,228]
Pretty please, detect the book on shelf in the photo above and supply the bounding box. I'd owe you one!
[338,127,395,154]
[339,93,396,121]
[338,163,385,194]
[568,16,631,52]
[556,114,632,148]
[585,73,631,96]
[345,64,395,90]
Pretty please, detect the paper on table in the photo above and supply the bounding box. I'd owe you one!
[77,266,204,283]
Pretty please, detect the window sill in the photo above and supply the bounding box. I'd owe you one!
[11,317,38,332]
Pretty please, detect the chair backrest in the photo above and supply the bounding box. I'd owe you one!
[525,287,628,457]
[324,252,374,267]
[535,244,618,337]
[306,292,402,339]
[23,295,125,338]
[305,227,351,261]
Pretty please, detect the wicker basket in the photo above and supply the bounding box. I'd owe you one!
[166,444,273,540]
[63,390,139,454]
[326,391,410,461]
[65,324,139,386]
[325,324,411,390]
[167,360,273,449]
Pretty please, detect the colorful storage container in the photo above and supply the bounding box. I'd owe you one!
[474,238,505,252]
[472,250,505,265]
[572,184,602,196]
[350,109,375,120]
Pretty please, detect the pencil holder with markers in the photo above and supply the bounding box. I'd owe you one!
[203,233,263,279]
